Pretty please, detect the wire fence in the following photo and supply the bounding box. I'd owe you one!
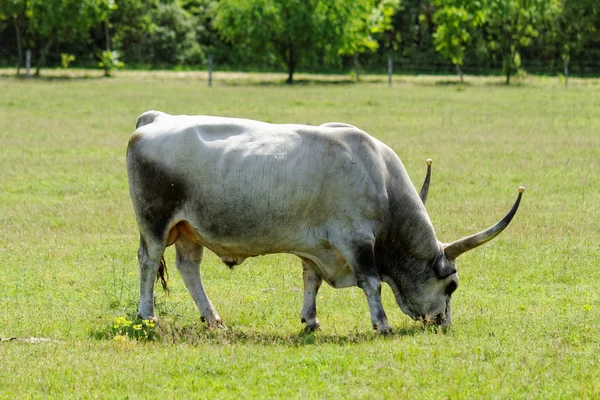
[3,49,600,84]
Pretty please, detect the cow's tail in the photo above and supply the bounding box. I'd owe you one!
[157,256,169,293]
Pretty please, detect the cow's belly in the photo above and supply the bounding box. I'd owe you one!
[170,220,357,289]
[290,248,358,289]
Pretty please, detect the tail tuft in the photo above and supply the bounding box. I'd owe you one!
[157,256,169,293]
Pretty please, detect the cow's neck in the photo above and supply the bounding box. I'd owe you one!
[377,186,439,272]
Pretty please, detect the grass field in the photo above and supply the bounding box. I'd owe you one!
[1,70,599,398]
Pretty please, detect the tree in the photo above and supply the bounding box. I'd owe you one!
[337,0,400,81]
[98,0,116,76]
[481,0,560,84]
[180,0,223,57]
[0,0,30,75]
[110,0,157,64]
[214,0,396,83]
[110,0,204,67]
[432,0,483,82]
[214,0,320,83]
[149,2,204,65]
[94,0,115,53]
[551,0,599,84]
[27,0,106,76]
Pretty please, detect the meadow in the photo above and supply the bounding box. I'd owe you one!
[0,70,599,398]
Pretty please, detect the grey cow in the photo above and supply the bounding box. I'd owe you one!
[126,110,524,333]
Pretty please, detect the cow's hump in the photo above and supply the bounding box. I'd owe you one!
[136,110,168,129]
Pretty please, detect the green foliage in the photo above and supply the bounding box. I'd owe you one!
[6,0,109,75]
[3,0,600,77]
[481,0,561,83]
[551,0,599,64]
[214,0,396,83]
[180,0,227,62]
[28,0,105,43]
[98,50,124,76]
[109,0,205,67]
[432,1,484,81]
[60,53,75,69]
[337,0,400,56]
[0,0,25,20]
[110,0,158,64]
[214,0,327,82]
[148,2,205,65]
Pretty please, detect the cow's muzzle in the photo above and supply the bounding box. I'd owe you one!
[418,302,452,327]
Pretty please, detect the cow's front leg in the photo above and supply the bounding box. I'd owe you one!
[300,260,322,332]
[340,240,391,334]
[175,236,224,328]
[358,275,391,334]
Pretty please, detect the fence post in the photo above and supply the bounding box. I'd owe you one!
[208,54,214,87]
[387,54,392,87]
[25,49,31,79]
[564,58,568,89]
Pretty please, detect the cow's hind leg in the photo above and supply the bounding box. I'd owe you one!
[300,259,323,332]
[175,235,224,328]
[137,234,166,321]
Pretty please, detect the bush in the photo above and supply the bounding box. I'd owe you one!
[99,51,124,77]
[60,54,76,69]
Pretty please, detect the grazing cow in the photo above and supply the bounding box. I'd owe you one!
[126,110,524,333]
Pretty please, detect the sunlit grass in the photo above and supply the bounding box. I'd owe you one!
[0,72,598,398]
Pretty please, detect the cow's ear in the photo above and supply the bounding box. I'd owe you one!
[435,255,457,280]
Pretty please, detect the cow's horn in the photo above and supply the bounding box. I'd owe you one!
[444,186,525,260]
[419,159,432,205]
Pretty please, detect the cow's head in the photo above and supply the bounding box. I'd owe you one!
[383,185,525,327]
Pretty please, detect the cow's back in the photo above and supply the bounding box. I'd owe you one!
[127,113,397,256]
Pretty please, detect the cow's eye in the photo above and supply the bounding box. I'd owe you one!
[445,281,458,296]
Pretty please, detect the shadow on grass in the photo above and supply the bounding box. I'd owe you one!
[482,80,527,87]
[220,78,363,87]
[434,80,469,86]
[90,319,435,346]
[0,73,106,82]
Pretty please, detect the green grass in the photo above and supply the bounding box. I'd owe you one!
[0,70,599,398]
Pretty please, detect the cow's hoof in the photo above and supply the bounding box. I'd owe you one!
[205,318,227,330]
[304,323,321,333]
[379,326,393,335]
[373,323,392,335]
[138,315,159,324]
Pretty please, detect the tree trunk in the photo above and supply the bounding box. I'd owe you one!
[455,62,463,83]
[14,17,23,76]
[504,53,511,85]
[105,20,111,51]
[35,37,54,77]
[286,63,294,84]
[25,49,31,79]
[286,44,296,84]
[353,53,360,82]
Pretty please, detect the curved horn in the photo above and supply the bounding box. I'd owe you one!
[419,159,432,204]
[444,186,525,260]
